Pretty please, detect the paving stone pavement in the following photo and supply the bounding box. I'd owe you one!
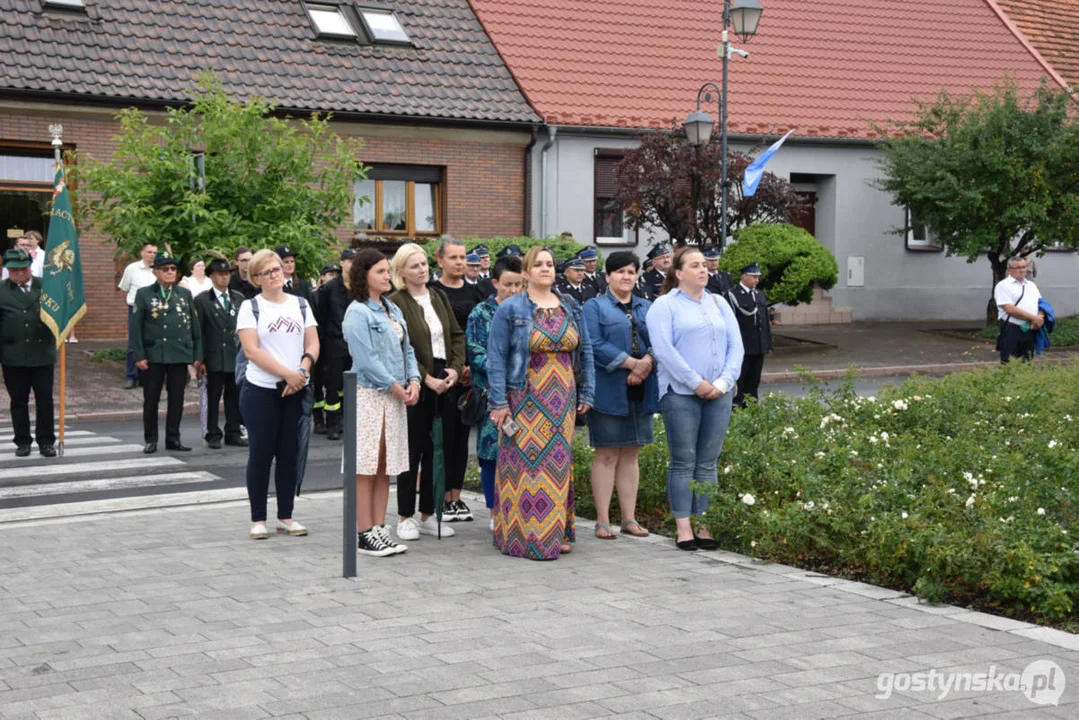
[0,491,1076,719]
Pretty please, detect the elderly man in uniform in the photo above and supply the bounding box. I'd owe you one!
[637,244,671,300]
[994,256,1045,364]
[579,246,606,294]
[704,247,734,295]
[464,252,482,285]
[0,248,56,457]
[314,248,354,440]
[728,263,772,407]
[133,250,203,454]
[195,258,246,449]
[556,256,596,305]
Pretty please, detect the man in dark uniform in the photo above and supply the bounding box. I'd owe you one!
[579,246,606,295]
[637,244,671,300]
[475,244,491,280]
[277,245,312,301]
[195,258,245,449]
[727,263,772,407]
[229,247,258,299]
[0,248,56,457]
[314,248,354,440]
[133,250,202,453]
[309,263,338,433]
[704,247,734,295]
[556,257,596,305]
[495,243,522,260]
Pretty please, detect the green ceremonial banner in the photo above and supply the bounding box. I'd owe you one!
[40,165,87,345]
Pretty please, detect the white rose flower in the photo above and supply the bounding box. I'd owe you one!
[1048,440,1058,449]
[965,495,976,508]
[1037,508,1046,516]
[741,493,755,506]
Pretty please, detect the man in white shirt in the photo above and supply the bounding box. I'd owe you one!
[117,244,158,388]
[1,234,45,280]
[993,256,1044,363]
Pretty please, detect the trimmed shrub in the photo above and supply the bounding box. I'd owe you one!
[720,223,838,305]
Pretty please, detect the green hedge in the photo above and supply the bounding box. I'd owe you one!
[571,361,1078,627]
[720,223,838,305]
[980,315,1079,347]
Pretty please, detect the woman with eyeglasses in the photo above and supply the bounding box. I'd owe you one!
[236,249,320,540]
[487,246,595,560]
[582,251,658,540]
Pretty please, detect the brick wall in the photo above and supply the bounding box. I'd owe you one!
[1,104,529,340]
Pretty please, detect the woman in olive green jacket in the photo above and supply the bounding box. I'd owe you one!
[388,244,465,542]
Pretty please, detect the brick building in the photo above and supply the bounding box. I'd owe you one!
[0,0,539,339]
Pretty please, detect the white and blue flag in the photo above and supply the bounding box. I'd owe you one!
[743,130,795,197]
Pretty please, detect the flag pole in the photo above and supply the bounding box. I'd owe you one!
[50,124,66,457]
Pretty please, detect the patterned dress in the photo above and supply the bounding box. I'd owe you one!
[354,319,410,476]
[494,306,578,560]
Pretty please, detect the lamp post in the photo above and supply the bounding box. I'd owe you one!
[683,0,763,251]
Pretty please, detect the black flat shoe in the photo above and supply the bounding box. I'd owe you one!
[165,442,192,452]
[676,538,698,551]
[206,438,223,449]
[143,442,157,454]
[39,445,57,458]
[15,445,31,458]
[694,535,720,551]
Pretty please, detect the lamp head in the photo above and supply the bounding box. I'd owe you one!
[730,0,764,43]
[683,110,714,146]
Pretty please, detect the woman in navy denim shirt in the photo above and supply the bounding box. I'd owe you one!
[487,247,595,560]
[342,249,420,558]
[582,251,659,540]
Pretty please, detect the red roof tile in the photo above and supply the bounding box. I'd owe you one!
[996,0,1079,87]
[469,0,1068,138]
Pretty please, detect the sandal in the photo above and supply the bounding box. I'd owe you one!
[560,541,573,554]
[620,519,649,537]
[594,522,618,540]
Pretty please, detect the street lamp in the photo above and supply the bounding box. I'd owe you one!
[683,0,763,251]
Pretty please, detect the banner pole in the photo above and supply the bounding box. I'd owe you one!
[58,342,66,457]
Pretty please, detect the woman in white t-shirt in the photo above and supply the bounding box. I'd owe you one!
[236,249,320,540]
[180,259,214,296]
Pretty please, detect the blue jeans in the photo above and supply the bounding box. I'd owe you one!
[240,383,304,522]
[659,390,734,519]
[126,306,138,381]
[479,457,496,509]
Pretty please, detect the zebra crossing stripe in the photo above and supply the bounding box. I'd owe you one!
[0,471,218,500]
[0,487,250,524]
[0,444,146,463]
[0,457,184,481]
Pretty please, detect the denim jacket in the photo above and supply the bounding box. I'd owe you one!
[583,291,660,416]
[486,292,595,410]
[342,297,420,392]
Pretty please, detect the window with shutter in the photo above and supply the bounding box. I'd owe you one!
[594,152,630,245]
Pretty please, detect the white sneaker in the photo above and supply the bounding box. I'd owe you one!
[250,523,268,540]
[276,520,307,536]
[417,515,454,537]
[396,517,420,541]
[489,517,494,532]
[375,525,407,554]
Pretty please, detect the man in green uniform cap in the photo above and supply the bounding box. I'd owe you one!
[132,250,202,453]
[0,247,57,457]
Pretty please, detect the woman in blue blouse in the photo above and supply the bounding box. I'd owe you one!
[582,251,659,540]
[645,247,743,551]
[342,248,420,558]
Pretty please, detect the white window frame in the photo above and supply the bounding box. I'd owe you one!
[905,206,941,251]
[357,7,412,44]
[305,2,359,39]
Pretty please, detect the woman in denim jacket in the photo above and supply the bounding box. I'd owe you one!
[487,247,595,560]
[342,249,420,558]
[582,251,659,541]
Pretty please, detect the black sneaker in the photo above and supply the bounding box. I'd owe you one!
[357,529,395,557]
[454,499,473,522]
[442,500,460,522]
[374,525,407,555]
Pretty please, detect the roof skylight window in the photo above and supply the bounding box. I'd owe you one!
[308,4,358,38]
[43,0,87,8]
[359,8,411,44]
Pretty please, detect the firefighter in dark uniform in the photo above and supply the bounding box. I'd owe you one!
[728,263,772,407]
[496,243,523,260]
[309,263,338,434]
[195,258,246,449]
[133,250,202,453]
[314,248,354,440]
[556,257,597,305]
[276,245,312,302]
[704,247,734,295]
[0,247,57,457]
[579,246,606,295]
[637,244,671,300]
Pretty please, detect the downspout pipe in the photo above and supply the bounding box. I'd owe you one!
[523,128,539,236]
[539,125,557,238]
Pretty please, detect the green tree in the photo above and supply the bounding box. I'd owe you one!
[720,223,837,306]
[875,79,1079,325]
[70,74,366,277]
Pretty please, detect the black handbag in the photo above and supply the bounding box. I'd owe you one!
[457,386,488,426]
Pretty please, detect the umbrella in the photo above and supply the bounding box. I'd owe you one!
[431,396,447,538]
[295,386,314,496]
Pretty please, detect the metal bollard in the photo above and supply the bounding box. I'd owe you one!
[342,371,357,578]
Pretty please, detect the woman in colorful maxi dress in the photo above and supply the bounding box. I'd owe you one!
[487,247,595,560]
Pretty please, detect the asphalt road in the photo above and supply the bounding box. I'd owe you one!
[0,378,895,516]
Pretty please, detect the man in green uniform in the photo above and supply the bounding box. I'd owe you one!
[133,250,202,454]
[0,248,57,457]
[195,258,246,450]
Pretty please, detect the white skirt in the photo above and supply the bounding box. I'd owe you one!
[354,384,409,476]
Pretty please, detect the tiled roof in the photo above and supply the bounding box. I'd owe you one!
[0,0,539,125]
[995,0,1079,87]
[468,0,1067,138]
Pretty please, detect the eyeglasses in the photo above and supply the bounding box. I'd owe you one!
[158,267,178,273]
[255,266,283,279]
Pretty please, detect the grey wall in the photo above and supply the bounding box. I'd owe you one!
[531,129,1079,322]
